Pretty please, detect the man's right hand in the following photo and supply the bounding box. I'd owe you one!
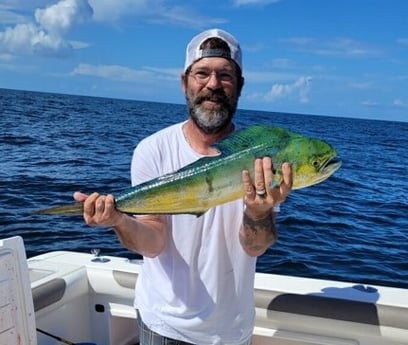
[73,191,123,227]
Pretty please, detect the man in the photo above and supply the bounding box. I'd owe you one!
[74,28,292,345]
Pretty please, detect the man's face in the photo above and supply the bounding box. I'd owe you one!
[183,57,242,135]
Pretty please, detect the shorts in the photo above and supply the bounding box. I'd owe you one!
[136,311,252,345]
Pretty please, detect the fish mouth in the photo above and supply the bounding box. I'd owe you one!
[320,156,342,177]
[300,156,341,188]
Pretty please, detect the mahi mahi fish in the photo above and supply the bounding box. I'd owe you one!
[35,125,341,216]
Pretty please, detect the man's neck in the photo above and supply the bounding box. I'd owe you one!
[182,119,234,155]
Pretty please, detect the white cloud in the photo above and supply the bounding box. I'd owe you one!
[35,0,92,34]
[88,0,150,22]
[233,0,280,6]
[255,76,312,103]
[361,100,379,107]
[0,4,27,24]
[71,63,179,83]
[396,38,408,46]
[0,52,14,61]
[364,100,408,114]
[246,70,297,83]
[393,99,407,107]
[72,63,150,82]
[70,40,90,49]
[280,37,381,58]
[0,0,225,59]
[349,82,374,90]
[88,0,224,27]
[0,23,72,57]
[0,0,92,57]
[268,58,296,69]
[152,5,226,28]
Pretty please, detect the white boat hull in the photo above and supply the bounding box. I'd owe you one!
[1,237,407,345]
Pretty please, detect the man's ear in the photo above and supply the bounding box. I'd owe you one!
[181,73,187,93]
[237,76,245,97]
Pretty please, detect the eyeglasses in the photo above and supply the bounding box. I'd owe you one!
[188,69,236,85]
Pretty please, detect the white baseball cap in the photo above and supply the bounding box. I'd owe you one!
[184,28,242,72]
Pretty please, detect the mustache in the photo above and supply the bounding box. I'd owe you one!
[194,91,228,105]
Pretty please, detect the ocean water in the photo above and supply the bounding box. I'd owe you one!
[1,88,407,289]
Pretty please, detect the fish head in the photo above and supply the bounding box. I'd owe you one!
[276,135,341,190]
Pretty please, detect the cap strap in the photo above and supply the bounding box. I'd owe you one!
[199,48,231,59]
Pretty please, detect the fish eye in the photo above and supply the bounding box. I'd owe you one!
[312,160,320,167]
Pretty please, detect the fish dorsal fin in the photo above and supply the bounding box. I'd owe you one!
[214,125,293,156]
[213,125,266,156]
[158,126,264,176]
[165,125,294,174]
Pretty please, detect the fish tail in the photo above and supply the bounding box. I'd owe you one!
[33,203,84,215]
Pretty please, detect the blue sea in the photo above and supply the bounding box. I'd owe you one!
[1,88,407,289]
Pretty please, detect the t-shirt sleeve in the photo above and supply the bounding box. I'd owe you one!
[130,137,161,187]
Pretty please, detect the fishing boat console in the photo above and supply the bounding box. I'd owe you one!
[1,236,407,345]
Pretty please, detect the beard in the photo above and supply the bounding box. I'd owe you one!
[186,89,237,135]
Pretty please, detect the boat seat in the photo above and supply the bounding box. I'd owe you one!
[0,236,37,345]
[32,277,66,311]
[255,288,408,332]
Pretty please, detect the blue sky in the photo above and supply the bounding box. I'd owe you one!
[0,0,407,122]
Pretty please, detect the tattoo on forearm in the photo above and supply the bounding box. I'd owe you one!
[241,212,277,251]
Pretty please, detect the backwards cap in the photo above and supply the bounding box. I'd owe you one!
[184,28,242,72]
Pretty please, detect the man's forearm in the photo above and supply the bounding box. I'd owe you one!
[239,210,277,257]
[113,214,168,258]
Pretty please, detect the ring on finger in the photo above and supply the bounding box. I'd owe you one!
[256,189,267,197]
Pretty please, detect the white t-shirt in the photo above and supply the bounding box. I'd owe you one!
[131,122,256,345]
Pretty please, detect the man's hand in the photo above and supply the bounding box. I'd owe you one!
[242,157,292,218]
[239,157,292,257]
[73,191,124,227]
